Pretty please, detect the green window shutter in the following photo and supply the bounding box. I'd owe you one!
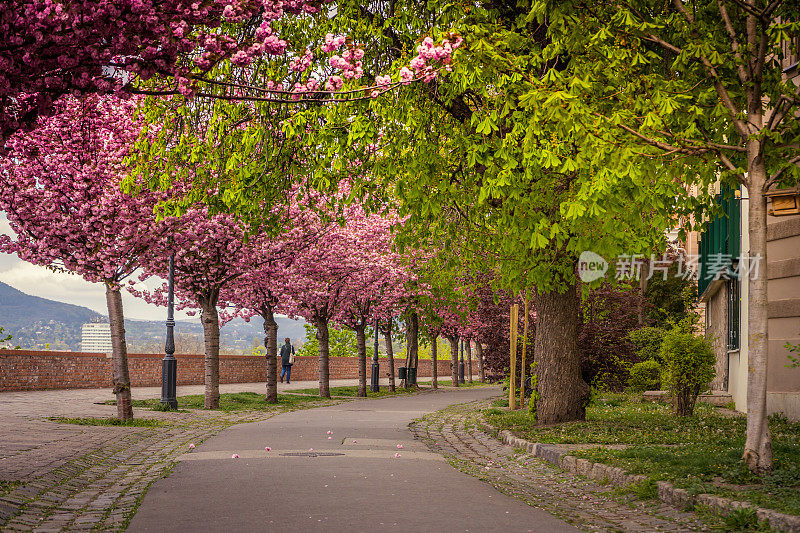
[727,188,741,259]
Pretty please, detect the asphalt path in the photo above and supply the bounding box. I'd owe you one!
[127,387,578,533]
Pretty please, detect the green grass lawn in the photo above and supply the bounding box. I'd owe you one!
[484,393,800,516]
[129,391,331,412]
[419,379,491,388]
[48,416,168,427]
[289,385,418,398]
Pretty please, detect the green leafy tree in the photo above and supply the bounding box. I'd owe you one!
[297,323,374,359]
[532,0,799,473]
[289,0,691,423]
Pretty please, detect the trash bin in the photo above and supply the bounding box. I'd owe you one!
[407,367,417,385]
[398,367,407,380]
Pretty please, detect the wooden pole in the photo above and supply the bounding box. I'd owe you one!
[509,303,518,410]
[520,290,529,408]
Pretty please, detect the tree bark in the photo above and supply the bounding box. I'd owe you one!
[106,283,133,420]
[317,318,331,398]
[263,307,278,403]
[405,312,419,387]
[477,342,485,382]
[447,336,459,387]
[356,322,367,397]
[384,326,395,392]
[743,159,773,473]
[200,293,220,410]
[466,339,473,384]
[431,335,438,389]
[638,258,650,326]
[532,283,589,424]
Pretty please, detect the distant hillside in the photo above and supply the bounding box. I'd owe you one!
[0,281,307,352]
[0,281,104,350]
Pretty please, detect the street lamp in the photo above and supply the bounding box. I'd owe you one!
[160,253,178,409]
[458,338,465,384]
[370,319,380,392]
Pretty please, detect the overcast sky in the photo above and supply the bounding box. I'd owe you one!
[0,212,196,321]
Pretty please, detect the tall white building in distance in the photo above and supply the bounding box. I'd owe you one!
[81,323,113,353]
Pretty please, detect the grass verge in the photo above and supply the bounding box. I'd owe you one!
[48,416,168,427]
[484,392,800,516]
[290,385,417,398]
[129,391,331,412]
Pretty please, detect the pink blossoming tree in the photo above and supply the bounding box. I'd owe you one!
[0,95,161,419]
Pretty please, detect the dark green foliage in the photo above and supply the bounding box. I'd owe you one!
[628,359,661,392]
[627,327,667,363]
[644,267,695,329]
[579,284,646,391]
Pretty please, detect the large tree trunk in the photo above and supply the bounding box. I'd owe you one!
[200,293,220,410]
[356,322,367,397]
[638,259,649,326]
[106,283,133,420]
[405,312,419,388]
[431,334,438,390]
[384,326,395,392]
[263,307,278,403]
[466,340,473,384]
[743,158,773,473]
[317,318,331,398]
[447,336,459,387]
[477,342,485,382]
[532,283,589,424]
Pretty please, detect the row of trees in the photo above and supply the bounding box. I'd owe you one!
[2,0,796,474]
[0,96,510,417]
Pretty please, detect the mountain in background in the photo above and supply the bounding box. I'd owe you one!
[0,281,307,352]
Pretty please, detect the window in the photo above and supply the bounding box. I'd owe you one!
[727,278,740,351]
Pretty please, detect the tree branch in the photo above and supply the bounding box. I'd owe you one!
[766,155,800,188]
[718,0,749,85]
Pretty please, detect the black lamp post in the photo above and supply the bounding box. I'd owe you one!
[160,253,178,409]
[458,338,465,384]
[370,319,380,392]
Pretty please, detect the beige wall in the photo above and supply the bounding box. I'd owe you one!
[705,281,728,391]
[766,213,800,405]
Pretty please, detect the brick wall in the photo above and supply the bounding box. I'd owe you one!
[0,350,454,392]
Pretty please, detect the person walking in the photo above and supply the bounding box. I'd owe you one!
[279,338,295,384]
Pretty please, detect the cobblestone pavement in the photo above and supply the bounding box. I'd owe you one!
[0,381,352,532]
[411,401,709,533]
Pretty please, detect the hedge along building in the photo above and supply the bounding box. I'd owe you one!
[699,53,800,420]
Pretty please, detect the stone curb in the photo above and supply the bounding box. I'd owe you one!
[481,422,800,533]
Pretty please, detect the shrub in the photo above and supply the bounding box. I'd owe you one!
[297,323,374,358]
[628,359,661,392]
[627,326,667,363]
[660,320,716,416]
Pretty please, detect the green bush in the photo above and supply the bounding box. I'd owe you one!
[627,326,666,363]
[628,359,661,392]
[659,321,715,416]
[297,323,374,358]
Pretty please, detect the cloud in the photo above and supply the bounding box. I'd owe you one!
[1,211,194,321]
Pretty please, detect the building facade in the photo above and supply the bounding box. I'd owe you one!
[81,322,113,353]
[700,185,800,420]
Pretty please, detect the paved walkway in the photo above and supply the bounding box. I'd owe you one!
[1,384,708,532]
[412,401,707,532]
[0,380,356,532]
[127,387,577,533]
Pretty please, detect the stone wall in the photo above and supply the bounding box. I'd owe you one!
[0,350,455,392]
